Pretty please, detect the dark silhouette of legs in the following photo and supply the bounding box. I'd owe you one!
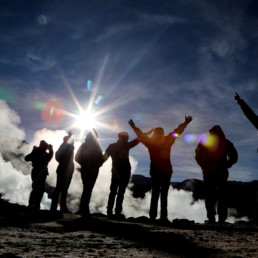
[107,174,130,216]
[50,173,63,211]
[149,179,160,220]
[115,176,130,215]
[217,179,228,223]
[160,178,170,220]
[204,174,228,223]
[107,178,119,216]
[204,176,216,222]
[80,170,99,215]
[29,175,47,210]
[51,171,73,212]
[149,174,171,220]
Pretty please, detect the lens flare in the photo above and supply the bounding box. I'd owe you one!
[0,87,15,103]
[94,95,103,105]
[200,134,218,148]
[172,132,179,137]
[37,14,48,25]
[184,134,198,144]
[87,80,93,90]
[41,99,64,124]
[34,101,45,110]
[74,110,97,130]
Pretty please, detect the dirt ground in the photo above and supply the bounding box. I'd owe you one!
[0,211,257,257]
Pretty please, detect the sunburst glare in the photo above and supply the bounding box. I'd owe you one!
[73,110,97,131]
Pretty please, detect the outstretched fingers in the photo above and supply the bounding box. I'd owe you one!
[185,116,193,124]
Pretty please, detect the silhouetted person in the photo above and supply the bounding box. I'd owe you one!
[235,92,258,130]
[195,125,238,223]
[235,92,258,221]
[75,129,103,216]
[103,131,139,218]
[129,116,192,222]
[50,132,74,213]
[25,140,53,210]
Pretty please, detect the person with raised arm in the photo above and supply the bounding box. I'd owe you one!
[235,92,258,221]
[103,131,139,219]
[25,140,53,210]
[50,132,74,213]
[235,92,258,130]
[129,116,192,223]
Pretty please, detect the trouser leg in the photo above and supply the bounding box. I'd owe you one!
[149,177,160,220]
[107,178,119,215]
[115,175,130,215]
[217,178,228,222]
[60,171,73,212]
[50,173,62,211]
[34,176,47,210]
[28,189,36,208]
[160,175,171,220]
[204,176,216,222]
[80,171,98,215]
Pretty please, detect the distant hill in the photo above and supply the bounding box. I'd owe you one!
[130,174,258,219]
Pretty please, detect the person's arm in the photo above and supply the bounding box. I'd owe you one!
[75,144,83,165]
[47,144,54,162]
[24,146,36,162]
[128,119,151,146]
[103,146,111,163]
[55,144,63,162]
[128,138,140,149]
[235,92,258,130]
[226,140,238,168]
[25,152,33,162]
[169,116,193,137]
[128,119,145,137]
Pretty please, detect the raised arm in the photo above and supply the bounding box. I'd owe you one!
[169,116,193,136]
[128,138,140,149]
[235,92,258,130]
[128,119,152,146]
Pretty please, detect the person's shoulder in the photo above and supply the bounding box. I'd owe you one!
[226,139,233,145]
[226,139,236,148]
[105,142,115,150]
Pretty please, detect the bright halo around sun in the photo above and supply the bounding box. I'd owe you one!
[74,110,97,131]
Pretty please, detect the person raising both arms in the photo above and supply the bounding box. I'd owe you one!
[129,115,192,223]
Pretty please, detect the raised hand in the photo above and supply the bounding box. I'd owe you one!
[235,92,241,101]
[128,119,135,127]
[185,116,193,124]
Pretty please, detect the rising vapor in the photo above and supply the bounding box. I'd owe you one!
[0,100,247,223]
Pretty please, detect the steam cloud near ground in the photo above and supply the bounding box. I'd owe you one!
[0,100,246,223]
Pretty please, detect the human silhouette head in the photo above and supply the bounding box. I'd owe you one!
[85,128,98,143]
[118,131,129,141]
[153,127,164,138]
[39,140,49,150]
[209,125,226,139]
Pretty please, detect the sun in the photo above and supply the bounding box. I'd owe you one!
[74,110,97,131]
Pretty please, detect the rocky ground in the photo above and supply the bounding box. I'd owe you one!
[0,209,257,258]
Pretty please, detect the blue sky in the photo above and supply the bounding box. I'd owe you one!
[0,0,258,182]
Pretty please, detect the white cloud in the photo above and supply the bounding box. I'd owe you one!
[0,100,25,140]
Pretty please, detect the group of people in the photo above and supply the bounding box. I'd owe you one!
[24,92,257,223]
